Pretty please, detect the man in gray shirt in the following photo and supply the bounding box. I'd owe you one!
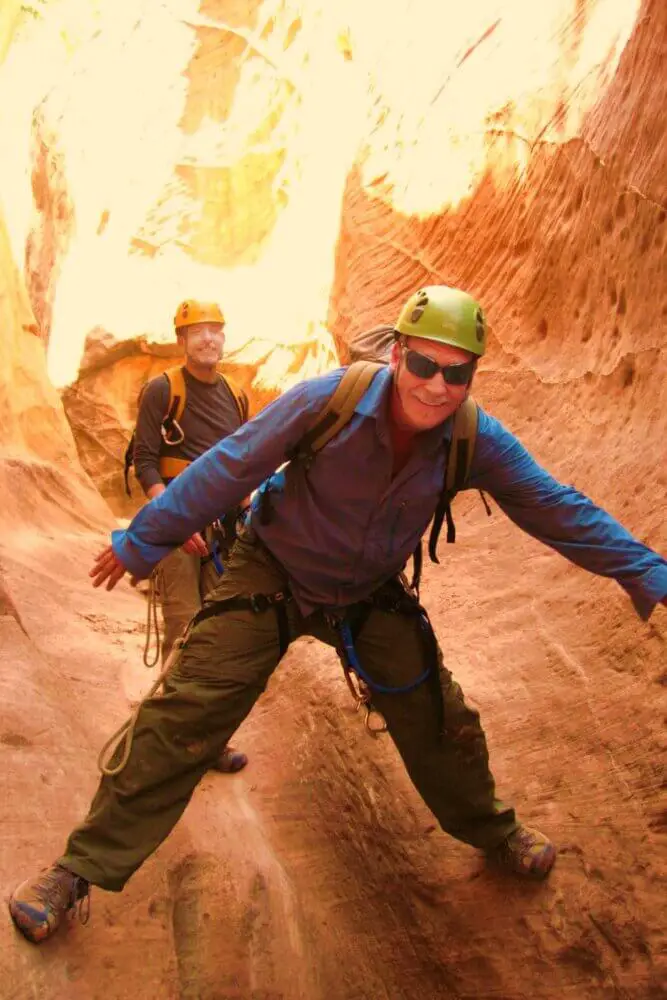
[132,298,249,773]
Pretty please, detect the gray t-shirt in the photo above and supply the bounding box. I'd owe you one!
[134,367,244,493]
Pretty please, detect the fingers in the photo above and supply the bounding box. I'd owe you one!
[89,545,115,577]
[91,562,121,589]
[182,532,208,556]
[105,563,126,591]
[90,544,127,590]
[192,532,209,556]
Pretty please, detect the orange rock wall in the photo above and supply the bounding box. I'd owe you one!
[1,3,666,999]
[332,0,666,554]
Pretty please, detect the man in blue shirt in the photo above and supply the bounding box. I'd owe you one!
[10,285,667,945]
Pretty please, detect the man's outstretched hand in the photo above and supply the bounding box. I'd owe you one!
[90,545,130,591]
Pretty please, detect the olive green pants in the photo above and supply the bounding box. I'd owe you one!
[153,524,222,663]
[60,532,517,891]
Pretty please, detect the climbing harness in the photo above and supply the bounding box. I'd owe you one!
[324,578,440,738]
[192,590,292,657]
[98,546,442,774]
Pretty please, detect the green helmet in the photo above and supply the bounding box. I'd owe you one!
[395,285,487,356]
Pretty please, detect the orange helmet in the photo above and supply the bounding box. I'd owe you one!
[174,299,225,332]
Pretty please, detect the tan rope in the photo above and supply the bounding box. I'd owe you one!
[142,573,161,668]
[97,574,164,777]
[97,642,182,777]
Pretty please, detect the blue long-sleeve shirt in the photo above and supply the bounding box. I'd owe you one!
[112,366,667,619]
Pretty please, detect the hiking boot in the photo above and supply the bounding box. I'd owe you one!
[211,744,248,774]
[9,864,90,944]
[488,825,556,879]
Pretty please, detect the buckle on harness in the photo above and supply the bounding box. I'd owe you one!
[249,594,270,613]
[249,591,286,614]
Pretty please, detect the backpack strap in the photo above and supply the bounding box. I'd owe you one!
[161,367,187,444]
[257,361,383,526]
[287,361,385,462]
[156,368,248,482]
[125,370,184,495]
[428,397,479,562]
[123,430,137,496]
[217,369,249,424]
[446,396,479,495]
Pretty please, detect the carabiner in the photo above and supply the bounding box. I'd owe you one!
[363,702,388,736]
[161,418,185,445]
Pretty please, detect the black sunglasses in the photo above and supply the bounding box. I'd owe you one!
[402,346,475,386]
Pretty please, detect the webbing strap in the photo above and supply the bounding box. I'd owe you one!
[123,432,136,496]
[445,396,478,495]
[429,397,479,561]
[164,367,187,427]
[217,369,249,423]
[429,445,451,563]
[158,456,191,479]
[193,591,286,624]
[410,541,423,595]
[192,591,291,657]
[288,361,384,460]
[161,366,246,443]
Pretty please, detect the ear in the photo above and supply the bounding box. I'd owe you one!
[176,331,186,351]
[389,338,402,370]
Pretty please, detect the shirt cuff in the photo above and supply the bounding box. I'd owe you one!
[624,564,667,621]
[136,467,164,492]
[111,529,156,580]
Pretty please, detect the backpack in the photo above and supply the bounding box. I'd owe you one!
[259,356,481,593]
[123,365,248,496]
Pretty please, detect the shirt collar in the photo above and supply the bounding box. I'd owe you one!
[355,364,393,417]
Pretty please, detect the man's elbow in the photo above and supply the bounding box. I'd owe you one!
[135,466,164,496]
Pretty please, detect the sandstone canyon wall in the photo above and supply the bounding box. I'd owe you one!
[0,2,665,999]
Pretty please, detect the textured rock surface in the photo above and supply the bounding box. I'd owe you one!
[0,1,665,999]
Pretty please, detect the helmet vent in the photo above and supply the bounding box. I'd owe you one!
[411,289,429,323]
[475,308,485,342]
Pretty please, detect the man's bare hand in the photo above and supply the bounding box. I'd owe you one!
[181,532,208,557]
[90,545,128,591]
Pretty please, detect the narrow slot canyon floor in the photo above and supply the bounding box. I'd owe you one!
[0,504,664,1000]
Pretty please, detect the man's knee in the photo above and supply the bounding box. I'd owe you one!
[440,674,489,762]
